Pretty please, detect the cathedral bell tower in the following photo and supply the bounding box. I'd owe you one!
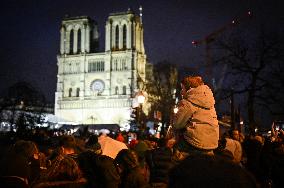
[60,16,99,55]
[105,9,145,54]
[105,9,146,91]
[55,9,148,129]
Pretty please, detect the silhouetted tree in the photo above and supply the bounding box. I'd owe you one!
[213,31,284,132]
[145,61,178,135]
[0,81,47,134]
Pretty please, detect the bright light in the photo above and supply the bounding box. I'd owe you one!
[255,128,258,132]
[268,131,271,134]
[173,107,178,114]
[240,121,244,125]
[137,91,145,104]
[137,95,145,104]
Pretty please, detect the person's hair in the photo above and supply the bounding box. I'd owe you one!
[85,135,101,154]
[78,150,120,188]
[13,140,38,160]
[59,135,76,149]
[181,76,204,90]
[44,155,81,182]
[85,135,98,147]
[229,129,239,138]
[115,149,139,171]
[158,137,168,147]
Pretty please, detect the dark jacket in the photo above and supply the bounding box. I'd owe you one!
[32,178,87,188]
[78,150,120,188]
[145,147,173,184]
[0,150,40,185]
[120,167,150,188]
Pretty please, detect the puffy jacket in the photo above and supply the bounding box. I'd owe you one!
[173,84,219,150]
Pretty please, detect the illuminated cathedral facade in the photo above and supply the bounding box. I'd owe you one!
[55,9,147,128]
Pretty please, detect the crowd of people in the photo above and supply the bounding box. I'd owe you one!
[0,76,283,188]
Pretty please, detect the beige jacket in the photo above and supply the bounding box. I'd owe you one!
[173,85,219,150]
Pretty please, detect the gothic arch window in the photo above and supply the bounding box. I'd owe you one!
[122,59,127,70]
[119,59,122,71]
[114,60,118,71]
[68,88,72,97]
[122,86,126,95]
[115,25,119,49]
[115,86,119,95]
[70,30,74,54]
[69,63,72,73]
[101,61,105,71]
[77,29,81,53]
[97,61,100,71]
[76,88,80,97]
[123,25,127,49]
[76,62,80,73]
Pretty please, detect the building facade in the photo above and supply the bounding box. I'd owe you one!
[55,10,147,128]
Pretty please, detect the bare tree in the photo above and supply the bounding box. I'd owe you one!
[145,61,178,135]
[213,31,284,132]
[0,82,48,134]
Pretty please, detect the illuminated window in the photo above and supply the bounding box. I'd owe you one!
[114,60,118,71]
[101,61,105,71]
[123,25,127,49]
[88,61,105,72]
[76,62,80,73]
[122,59,127,70]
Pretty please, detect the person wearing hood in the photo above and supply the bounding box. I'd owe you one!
[173,76,219,159]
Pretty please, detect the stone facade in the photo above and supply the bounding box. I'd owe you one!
[55,10,147,128]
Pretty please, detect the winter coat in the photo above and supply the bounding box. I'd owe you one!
[32,178,87,188]
[78,150,120,188]
[119,167,150,188]
[224,138,243,163]
[173,84,219,150]
[145,147,174,184]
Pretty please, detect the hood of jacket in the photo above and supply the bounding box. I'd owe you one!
[184,84,215,109]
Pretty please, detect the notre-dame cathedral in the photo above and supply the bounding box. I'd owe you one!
[55,9,149,129]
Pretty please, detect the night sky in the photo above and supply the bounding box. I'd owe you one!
[0,0,283,103]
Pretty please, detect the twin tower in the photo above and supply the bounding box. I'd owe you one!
[55,9,148,128]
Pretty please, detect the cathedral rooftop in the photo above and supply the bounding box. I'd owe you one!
[62,15,91,21]
[109,9,134,16]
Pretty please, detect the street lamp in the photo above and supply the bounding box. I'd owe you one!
[136,91,145,129]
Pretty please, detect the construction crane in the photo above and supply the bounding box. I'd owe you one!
[192,11,252,129]
[192,11,252,90]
